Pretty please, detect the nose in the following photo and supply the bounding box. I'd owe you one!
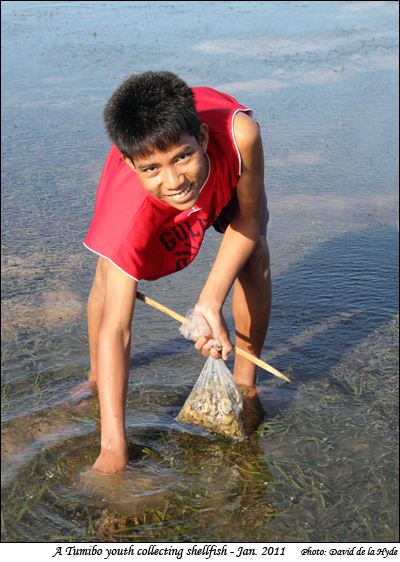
[162,167,185,192]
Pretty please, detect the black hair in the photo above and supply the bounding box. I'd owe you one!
[103,71,201,159]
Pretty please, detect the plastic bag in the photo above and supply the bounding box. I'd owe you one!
[177,309,246,441]
[179,308,211,341]
[176,357,246,441]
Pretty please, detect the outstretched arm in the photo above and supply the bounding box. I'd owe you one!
[88,258,137,473]
[195,112,265,360]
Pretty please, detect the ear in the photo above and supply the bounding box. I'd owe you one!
[199,123,209,153]
[122,156,136,172]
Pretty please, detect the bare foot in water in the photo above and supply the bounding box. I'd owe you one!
[61,380,97,416]
[237,385,267,438]
[68,379,98,403]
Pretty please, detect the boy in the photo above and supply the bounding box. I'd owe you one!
[84,71,271,473]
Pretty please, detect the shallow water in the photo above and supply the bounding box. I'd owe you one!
[1,0,399,542]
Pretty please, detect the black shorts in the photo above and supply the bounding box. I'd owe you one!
[213,189,269,235]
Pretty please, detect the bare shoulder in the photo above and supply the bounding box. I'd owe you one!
[233,111,262,154]
[96,257,137,303]
[233,111,264,180]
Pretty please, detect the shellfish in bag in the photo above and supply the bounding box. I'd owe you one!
[176,356,246,441]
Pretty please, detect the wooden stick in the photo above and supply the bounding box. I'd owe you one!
[136,291,187,324]
[136,291,290,383]
[232,346,290,382]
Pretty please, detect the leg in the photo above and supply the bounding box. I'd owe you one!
[87,258,107,385]
[232,236,271,387]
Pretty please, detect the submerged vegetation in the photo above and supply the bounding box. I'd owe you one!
[1,316,398,542]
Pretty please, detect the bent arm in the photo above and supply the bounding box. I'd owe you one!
[195,112,265,358]
[92,260,137,473]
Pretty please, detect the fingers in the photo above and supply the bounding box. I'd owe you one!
[194,335,233,360]
[191,306,232,360]
[203,338,218,358]
[194,336,216,358]
[194,336,210,351]
[219,337,233,361]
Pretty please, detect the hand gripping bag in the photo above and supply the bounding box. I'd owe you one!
[177,310,246,441]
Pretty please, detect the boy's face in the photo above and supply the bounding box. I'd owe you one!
[123,123,209,211]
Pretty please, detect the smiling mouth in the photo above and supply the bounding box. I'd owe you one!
[168,184,193,201]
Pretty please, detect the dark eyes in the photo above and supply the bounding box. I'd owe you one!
[142,152,192,173]
[177,152,191,161]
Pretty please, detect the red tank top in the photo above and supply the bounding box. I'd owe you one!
[84,87,251,281]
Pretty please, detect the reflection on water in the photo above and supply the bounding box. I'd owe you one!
[1,0,399,543]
